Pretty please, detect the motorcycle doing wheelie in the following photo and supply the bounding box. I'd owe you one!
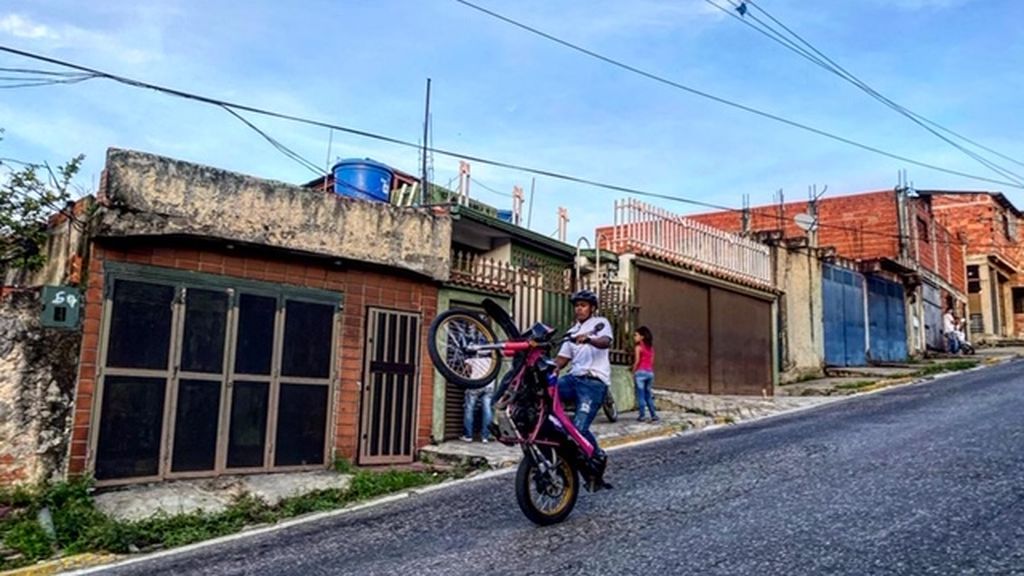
[427,299,612,526]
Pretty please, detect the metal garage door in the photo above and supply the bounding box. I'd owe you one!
[636,267,772,396]
[822,264,866,366]
[867,276,907,362]
[922,282,944,351]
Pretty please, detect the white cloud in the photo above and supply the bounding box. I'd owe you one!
[0,11,163,66]
[0,13,57,39]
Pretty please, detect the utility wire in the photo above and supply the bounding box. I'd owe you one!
[707,0,1024,185]
[0,66,87,76]
[0,66,99,89]
[473,175,520,196]
[220,106,324,177]
[741,0,1024,172]
[450,0,1024,190]
[0,45,970,247]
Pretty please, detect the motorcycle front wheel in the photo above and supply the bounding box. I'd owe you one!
[515,446,579,526]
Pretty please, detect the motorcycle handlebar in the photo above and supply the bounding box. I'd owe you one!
[466,323,606,355]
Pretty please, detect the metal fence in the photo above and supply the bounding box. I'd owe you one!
[610,198,773,288]
[448,251,638,364]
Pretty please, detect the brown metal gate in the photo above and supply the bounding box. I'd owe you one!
[636,268,709,393]
[636,266,772,396]
[359,308,421,464]
[709,287,771,395]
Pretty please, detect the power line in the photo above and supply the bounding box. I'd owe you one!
[741,0,1024,172]
[468,175,513,198]
[450,0,1024,190]
[0,66,99,89]
[0,45,970,247]
[705,0,1024,185]
[220,105,324,177]
[0,66,87,77]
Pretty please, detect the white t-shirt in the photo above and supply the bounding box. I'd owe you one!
[557,315,614,385]
[943,312,956,334]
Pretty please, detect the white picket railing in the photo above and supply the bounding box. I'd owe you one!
[611,198,773,287]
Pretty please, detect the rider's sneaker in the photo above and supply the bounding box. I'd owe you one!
[459,436,473,443]
[481,438,489,444]
[587,477,614,492]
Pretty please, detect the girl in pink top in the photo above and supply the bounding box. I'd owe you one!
[632,326,659,422]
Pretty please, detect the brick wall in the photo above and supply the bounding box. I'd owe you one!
[931,193,1020,271]
[683,191,902,263]
[68,240,439,476]
[655,190,965,292]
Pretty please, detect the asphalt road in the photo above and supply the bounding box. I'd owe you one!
[98,362,1024,575]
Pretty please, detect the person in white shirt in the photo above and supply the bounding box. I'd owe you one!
[943,307,960,354]
[555,290,614,455]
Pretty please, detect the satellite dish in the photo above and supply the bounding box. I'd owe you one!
[794,213,818,232]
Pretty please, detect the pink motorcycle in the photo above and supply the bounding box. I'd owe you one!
[428,299,611,525]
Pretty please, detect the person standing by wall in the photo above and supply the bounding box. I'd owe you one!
[943,306,960,355]
[461,357,495,443]
[632,326,659,423]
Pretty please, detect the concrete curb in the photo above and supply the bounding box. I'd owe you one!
[1,553,120,576]
[53,354,1019,575]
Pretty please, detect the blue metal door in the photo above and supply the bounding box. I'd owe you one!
[867,277,908,362]
[823,264,867,366]
[922,282,944,351]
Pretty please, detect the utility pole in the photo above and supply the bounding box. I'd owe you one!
[527,177,536,229]
[557,207,569,243]
[741,193,751,236]
[512,186,524,225]
[457,161,471,205]
[420,78,431,205]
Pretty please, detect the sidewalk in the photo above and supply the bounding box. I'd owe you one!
[421,393,837,469]
[779,346,1023,397]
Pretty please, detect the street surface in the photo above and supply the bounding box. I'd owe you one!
[100,363,1024,575]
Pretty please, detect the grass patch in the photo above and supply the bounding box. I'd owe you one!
[1,468,451,571]
[834,380,878,391]
[914,360,979,377]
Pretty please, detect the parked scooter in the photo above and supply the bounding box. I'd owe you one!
[956,328,976,355]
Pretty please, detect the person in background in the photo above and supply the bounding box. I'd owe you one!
[461,382,494,443]
[943,306,960,355]
[632,326,659,423]
[461,357,494,443]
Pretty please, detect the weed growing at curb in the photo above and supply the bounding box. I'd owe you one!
[0,468,452,571]
[914,360,979,377]
[835,380,877,391]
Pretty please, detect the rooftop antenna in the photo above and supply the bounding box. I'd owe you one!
[420,78,431,205]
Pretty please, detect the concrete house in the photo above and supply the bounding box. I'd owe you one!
[2,148,453,487]
[918,190,1024,341]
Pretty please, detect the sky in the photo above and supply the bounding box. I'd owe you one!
[1,0,1023,243]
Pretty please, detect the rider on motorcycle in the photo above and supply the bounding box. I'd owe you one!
[555,289,614,489]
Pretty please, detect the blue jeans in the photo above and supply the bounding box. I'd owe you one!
[947,333,960,354]
[557,374,607,452]
[464,389,494,440]
[634,370,658,420]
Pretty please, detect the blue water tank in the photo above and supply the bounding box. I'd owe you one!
[496,209,514,223]
[332,158,393,202]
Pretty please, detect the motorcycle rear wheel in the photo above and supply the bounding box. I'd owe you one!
[427,309,502,389]
[515,447,579,526]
